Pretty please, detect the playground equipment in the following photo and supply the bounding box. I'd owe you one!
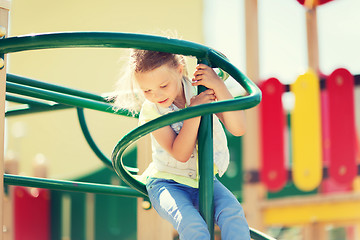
[0,25,274,240]
[241,1,360,239]
[227,1,360,239]
[260,69,358,192]
[2,0,355,239]
[4,152,139,240]
[255,69,360,239]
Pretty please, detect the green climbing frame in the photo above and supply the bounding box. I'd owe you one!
[1,32,274,240]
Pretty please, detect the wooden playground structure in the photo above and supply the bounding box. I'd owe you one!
[1,0,10,237]
[242,1,360,239]
[0,0,359,240]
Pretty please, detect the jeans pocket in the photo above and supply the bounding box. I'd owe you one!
[146,177,157,189]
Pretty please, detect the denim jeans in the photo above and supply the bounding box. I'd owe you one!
[146,178,250,240]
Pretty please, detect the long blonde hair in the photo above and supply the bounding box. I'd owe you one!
[112,49,188,115]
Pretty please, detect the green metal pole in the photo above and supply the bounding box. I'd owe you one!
[7,73,106,102]
[4,174,145,198]
[197,58,214,239]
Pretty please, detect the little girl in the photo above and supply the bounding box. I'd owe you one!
[114,50,250,240]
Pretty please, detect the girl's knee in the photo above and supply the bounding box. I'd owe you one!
[215,202,248,228]
[218,205,245,221]
[178,220,210,240]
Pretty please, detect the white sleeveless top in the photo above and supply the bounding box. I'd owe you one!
[138,78,229,187]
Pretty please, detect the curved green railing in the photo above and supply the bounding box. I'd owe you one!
[111,48,261,195]
[76,107,139,174]
[0,32,208,56]
[1,32,275,240]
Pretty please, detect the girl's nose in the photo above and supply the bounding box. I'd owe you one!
[152,90,162,99]
[151,91,158,98]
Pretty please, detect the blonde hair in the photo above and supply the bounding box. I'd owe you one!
[111,49,188,115]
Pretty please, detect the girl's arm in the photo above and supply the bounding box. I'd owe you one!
[151,89,216,162]
[192,64,246,136]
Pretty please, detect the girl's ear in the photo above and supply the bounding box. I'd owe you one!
[177,64,184,75]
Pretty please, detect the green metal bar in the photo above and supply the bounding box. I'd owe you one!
[5,103,72,117]
[7,73,106,103]
[250,227,277,240]
[0,32,209,57]
[76,107,113,168]
[4,174,145,198]
[111,91,261,196]
[6,81,133,117]
[6,93,53,107]
[5,93,73,117]
[198,113,214,238]
[197,58,214,239]
[207,49,259,95]
[76,107,138,173]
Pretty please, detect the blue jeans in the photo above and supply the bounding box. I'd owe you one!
[146,178,250,240]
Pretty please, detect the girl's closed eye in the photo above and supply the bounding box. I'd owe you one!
[160,84,168,89]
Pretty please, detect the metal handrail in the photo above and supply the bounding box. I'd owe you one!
[4,174,143,198]
[7,73,106,102]
[6,81,132,117]
[5,74,137,172]
[111,47,261,195]
[1,32,270,240]
[76,107,139,174]
[0,32,208,57]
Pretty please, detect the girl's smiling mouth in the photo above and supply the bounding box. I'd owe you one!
[158,98,169,104]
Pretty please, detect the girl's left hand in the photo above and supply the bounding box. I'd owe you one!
[192,64,224,91]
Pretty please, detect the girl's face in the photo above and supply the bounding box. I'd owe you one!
[135,64,184,108]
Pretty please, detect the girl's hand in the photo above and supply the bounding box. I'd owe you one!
[189,89,216,107]
[191,64,246,137]
[192,64,224,91]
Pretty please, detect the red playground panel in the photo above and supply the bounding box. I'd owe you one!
[260,78,287,192]
[327,68,357,184]
[14,186,50,240]
[320,83,352,193]
[296,0,334,7]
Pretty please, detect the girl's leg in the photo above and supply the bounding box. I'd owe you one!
[146,178,210,240]
[213,178,250,240]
